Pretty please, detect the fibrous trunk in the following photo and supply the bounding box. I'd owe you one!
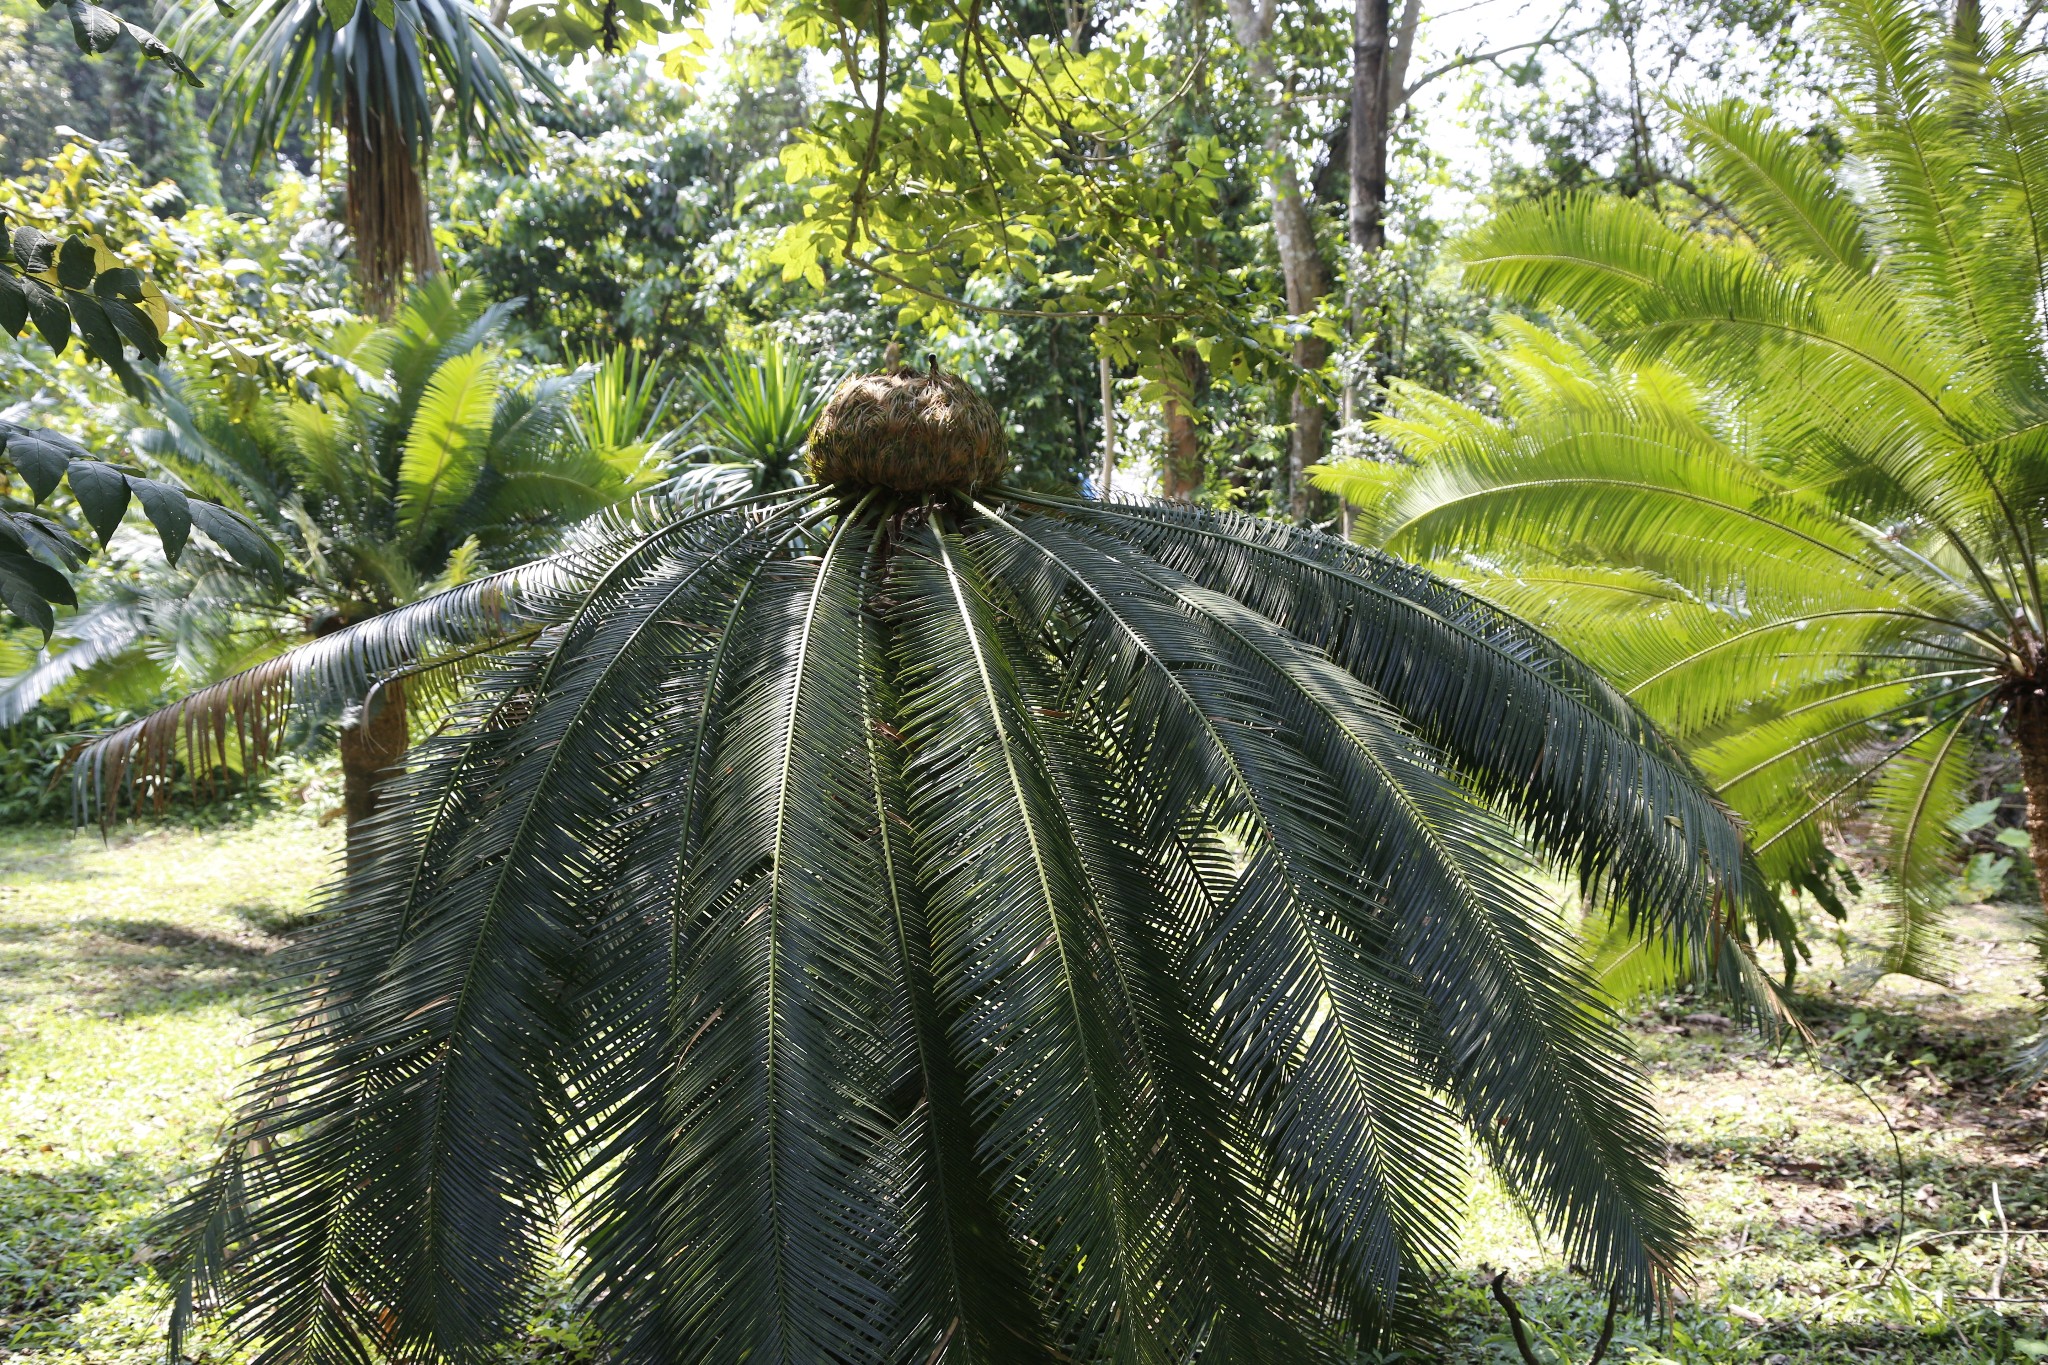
[343,93,441,320]
[2009,686,2048,913]
[339,676,408,873]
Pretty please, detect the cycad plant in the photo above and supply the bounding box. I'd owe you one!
[1316,0,2048,978]
[54,279,638,850]
[679,339,830,491]
[147,365,1772,1363]
[183,0,553,314]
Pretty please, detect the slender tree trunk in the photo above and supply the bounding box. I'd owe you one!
[1162,392,1202,502]
[339,678,408,876]
[1097,349,1117,496]
[1227,0,1334,524]
[343,93,441,320]
[2010,686,2048,907]
[1336,0,1392,534]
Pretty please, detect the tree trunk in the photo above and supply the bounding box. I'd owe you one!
[1335,0,1392,524]
[339,678,408,877]
[1348,0,1389,257]
[2010,685,2048,908]
[1227,0,1335,524]
[1162,398,1201,502]
[343,91,441,320]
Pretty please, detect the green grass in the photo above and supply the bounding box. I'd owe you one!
[3,816,2046,1364]
[0,818,340,1364]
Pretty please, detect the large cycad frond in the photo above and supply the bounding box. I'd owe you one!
[1319,322,2013,977]
[157,459,1768,1362]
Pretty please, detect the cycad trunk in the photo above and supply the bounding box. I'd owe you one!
[2010,687,2048,910]
[343,94,441,320]
[339,678,408,874]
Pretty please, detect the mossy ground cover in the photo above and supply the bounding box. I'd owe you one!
[3,817,2045,1363]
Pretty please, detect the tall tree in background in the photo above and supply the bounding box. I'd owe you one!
[1227,0,1335,522]
[185,0,554,315]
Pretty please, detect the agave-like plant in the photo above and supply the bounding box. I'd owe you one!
[679,340,830,491]
[154,367,1769,1363]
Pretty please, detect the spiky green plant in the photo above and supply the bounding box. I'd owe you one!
[1316,0,2048,981]
[146,367,1771,1364]
[680,340,831,491]
[570,345,681,479]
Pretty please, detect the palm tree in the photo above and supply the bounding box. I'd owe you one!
[136,364,1773,1363]
[54,278,639,854]
[1314,0,2048,978]
[183,0,553,315]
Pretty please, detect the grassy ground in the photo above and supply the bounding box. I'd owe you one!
[3,817,2045,1363]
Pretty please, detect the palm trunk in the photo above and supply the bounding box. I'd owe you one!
[342,92,441,320]
[339,678,408,876]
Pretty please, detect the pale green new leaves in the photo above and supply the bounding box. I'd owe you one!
[400,350,501,538]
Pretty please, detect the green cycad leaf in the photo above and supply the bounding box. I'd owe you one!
[850,543,1057,1363]
[894,512,1167,1360]
[1040,496,1763,976]
[1677,98,1874,277]
[399,349,500,537]
[971,505,1460,1322]
[990,509,1692,1299]
[1868,707,1982,977]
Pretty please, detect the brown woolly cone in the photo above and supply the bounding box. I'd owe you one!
[806,365,1009,492]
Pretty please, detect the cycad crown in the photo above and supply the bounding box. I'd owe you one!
[156,370,1767,1363]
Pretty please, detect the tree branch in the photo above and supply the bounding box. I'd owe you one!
[1489,1273,1545,1365]
[1400,20,1596,106]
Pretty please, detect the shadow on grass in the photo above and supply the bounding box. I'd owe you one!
[0,912,296,1020]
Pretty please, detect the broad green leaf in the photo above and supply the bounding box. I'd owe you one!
[64,459,130,545]
[2,432,69,502]
[55,236,97,289]
[187,500,278,572]
[131,478,193,564]
[65,0,122,51]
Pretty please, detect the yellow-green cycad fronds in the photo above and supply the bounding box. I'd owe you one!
[1674,98,1875,279]
[1341,0,2042,986]
[1866,712,1982,977]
